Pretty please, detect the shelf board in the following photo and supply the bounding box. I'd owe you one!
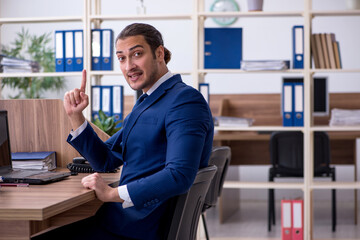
[311,126,360,132]
[223,181,360,190]
[90,14,192,21]
[0,72,82,78]
[199,11,303,18]
[0,16,83,24]
[312,181,360,190]
[198,69,303,74]
[89,71,192,76]
[224,181,304,189]
[215,126,304,132]
[311,9,360,17]
[214,126,360,132]
[311,68,360,73]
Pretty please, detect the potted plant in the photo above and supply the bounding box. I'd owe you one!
[92,110,122,136]
[1,28,65,98]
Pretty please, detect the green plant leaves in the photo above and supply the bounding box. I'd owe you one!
[1,28,65,99]
[92,110,122,136]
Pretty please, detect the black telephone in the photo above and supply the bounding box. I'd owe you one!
[67,157,117,173]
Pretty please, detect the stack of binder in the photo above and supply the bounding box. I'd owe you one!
[0,54,40,73]
[213,116,254,127]
[329,108,360,126]
[55,28,114,72]
[91,85,124,128]
[55,30,84,72]
[11,151,56,170]
[91,29,114,71]
[282,78,304,127]
[240,60,290,71]
[281,199,304,240]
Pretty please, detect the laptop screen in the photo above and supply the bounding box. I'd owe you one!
[0,110,13,173]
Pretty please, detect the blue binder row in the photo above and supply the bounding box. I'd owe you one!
[55,30,84,72]
[91,29,114,71]
[91,85,124,128]
[282,78,304,127]
[292,25,304,69]
[204,28,242,69]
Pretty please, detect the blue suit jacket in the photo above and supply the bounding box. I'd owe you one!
[67,74,214,239]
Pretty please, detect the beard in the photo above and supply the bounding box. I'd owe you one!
[127,61,159,92]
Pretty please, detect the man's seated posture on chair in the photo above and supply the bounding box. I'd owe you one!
[32,23,214,240]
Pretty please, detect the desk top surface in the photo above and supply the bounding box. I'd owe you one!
[0,170,121,221]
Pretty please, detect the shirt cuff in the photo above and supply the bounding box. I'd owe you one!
[69,120,88,141]
[118,185,134,209]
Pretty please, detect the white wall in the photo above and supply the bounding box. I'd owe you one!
[1,0,359,201]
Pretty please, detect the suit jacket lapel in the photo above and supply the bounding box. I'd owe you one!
[122,74,182,155]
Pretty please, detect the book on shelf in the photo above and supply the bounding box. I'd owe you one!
[333,41,342,69]
[311,33,341,69]
[11,151,56,170]
[314,34,325,69]
[310,34,320,69]
[240,60,290,71]
[320,33,331,69]
[326,33,337,69]
[213,116,254,127]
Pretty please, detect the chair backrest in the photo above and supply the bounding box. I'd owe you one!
[269,131,330,176]
[203,146,231,209]
[166,165,217,240]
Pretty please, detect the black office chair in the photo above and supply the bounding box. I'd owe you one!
[268,131,336,232]
[201,146,231,240]
[163,165,217,240]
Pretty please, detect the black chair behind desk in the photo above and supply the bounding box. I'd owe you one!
[268,131,336,232]
[201,146,231,240]
[165,165,217,240]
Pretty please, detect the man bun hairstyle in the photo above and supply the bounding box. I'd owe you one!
[116,23,172,64]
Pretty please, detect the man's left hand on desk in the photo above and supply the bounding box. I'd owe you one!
[81,172,124,203]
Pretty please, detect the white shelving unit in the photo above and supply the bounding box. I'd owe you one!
[1,0,360,239]
[197,1,360,240]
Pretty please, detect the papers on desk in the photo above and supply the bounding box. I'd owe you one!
[240,60,290,71]
[214,116,254,127]
[11,151,56,170]
[329,108,360,126]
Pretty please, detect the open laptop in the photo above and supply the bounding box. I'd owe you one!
[0,110,71,184]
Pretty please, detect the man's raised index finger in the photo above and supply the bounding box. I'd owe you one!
[80,69,87,92]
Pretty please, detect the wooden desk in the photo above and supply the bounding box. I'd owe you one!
[0,171,120,240]
[0,99,114,239]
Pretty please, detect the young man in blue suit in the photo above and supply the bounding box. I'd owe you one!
[33,23,213,240]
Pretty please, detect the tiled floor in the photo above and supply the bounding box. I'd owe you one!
[204,200,360,240]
